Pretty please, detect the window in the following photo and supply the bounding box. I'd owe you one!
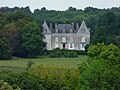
[62,37,66,42]
[81,37,85,42]
[70,43,73,48]
[80,43,86,50]
[55,43,58,48]
[81,29,85,33]
[55,37,58,42]
[69,43,74,49]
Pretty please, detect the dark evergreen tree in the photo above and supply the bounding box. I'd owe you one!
[20,22,44,57]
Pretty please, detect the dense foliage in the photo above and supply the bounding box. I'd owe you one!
[49,48,78,58]
[19,22,44,57]
[1,72,43,90]
[0,24,11,59]
[0,65,79,90]
[0,43,120,90]
[0,9,44,59]
[0,80,14,90]
[29,65,79,90]
[0,6,120,59]
[78,43,120,90]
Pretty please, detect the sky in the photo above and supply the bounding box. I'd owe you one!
[0,0,120,12]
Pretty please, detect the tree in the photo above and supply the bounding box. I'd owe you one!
[87,43,120,67]
[78,44,120,90]
[93,12,117,45]
[0,24,11,59]
[3,23,18,55]
[3,72,43,90]
[20,22,44,57]
[68,7,77,11]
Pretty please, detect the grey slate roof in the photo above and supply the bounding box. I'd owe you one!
[77,21,89,34]
[42,21,51,34]
[55,24,73,33]
[42,20,90,34]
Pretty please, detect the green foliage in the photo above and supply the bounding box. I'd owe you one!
[0,25,11,59]
[0,6,120,59]
[26,60,34,71]
[78,60,120,90]
[85,44,90,52]
[20,22,44,57]
[92,12,120,46]
[78,44,120,90]
[88,43,120,66]
[0,80,13,90]
[30,65,79,90]
[2,72,43,90]
[49,48,78,58]
[3,23,18,55]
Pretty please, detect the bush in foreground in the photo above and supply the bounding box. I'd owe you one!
[78,43,120,90]
[49,48,78,58]
[0,80,13,90]
[2,72,44,90]
[29,65,79,90]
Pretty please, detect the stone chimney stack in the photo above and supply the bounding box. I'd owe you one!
[71,22,74,30]
[76,23,79,31]
[55,23,58,33]
[50,23,53,31]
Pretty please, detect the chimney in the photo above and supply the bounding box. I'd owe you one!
[50,23,53,31]
[76,23,79,31]
[71,22,74,30]
[55,23,58,33]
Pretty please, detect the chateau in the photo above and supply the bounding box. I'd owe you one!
[43,21,90,51]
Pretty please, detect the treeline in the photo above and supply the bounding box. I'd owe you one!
[0,10,44,59]
[0,6,120,59]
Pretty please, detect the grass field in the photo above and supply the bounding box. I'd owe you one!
[0,55,87,70]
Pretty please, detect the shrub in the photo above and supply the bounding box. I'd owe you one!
[29,65,79,90]
[49,48,78,58]
[0,80,13,90]
[78,44,120,90]
[2,72,44,90]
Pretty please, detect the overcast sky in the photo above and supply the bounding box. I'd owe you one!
[0,0,120,12]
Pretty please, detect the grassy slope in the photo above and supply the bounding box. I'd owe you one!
[0,55,87,68]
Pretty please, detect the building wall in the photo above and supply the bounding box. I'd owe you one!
[43,34,52,50]
[44,33,90,50]
[43,21,90,51]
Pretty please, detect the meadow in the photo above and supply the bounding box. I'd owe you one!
[0,55,87,70]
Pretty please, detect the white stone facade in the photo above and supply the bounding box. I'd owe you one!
[43,21,90,51]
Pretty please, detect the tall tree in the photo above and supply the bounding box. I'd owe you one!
[78,44,120,90]
[3,23,18,55]
[93,12,117,45]
[0,24,11,59]
[20,22,44,57]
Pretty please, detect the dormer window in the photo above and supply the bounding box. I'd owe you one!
[81,37,85,42]
[81,29,85,33]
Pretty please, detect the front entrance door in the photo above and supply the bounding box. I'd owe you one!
[63,43,66,49]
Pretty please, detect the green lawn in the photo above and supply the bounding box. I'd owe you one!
[0,55,87,69]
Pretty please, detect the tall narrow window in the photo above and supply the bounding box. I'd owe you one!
[55,43,58,48]
[55,37,58,42]
[80,43,85,50]
[62,37,66,43]
[70,43,73,48]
